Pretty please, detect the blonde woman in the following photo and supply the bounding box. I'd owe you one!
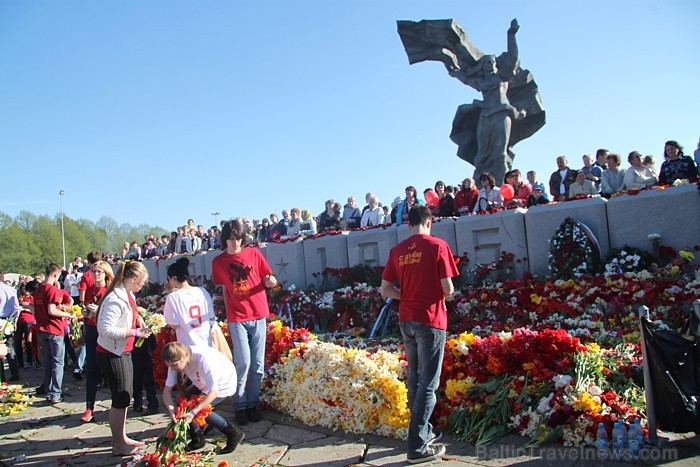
[81,260,114,423]
[161,342,244,454]
[96,261,152,457]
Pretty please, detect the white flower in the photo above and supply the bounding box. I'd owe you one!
[552,374,572,389]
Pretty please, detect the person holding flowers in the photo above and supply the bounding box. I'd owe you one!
[34,263,73,403]
[212,219,277,426]
[381,205,459,464]
[161,342,245,453]
[163,257,216,347]
[96,261,152,457]
[81,260,114,423]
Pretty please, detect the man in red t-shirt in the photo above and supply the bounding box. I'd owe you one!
[381,205,458,464]
[212,219,277,426]
[34,263,73,403]
[78,251,100,306]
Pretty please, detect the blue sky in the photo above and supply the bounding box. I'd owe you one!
[1,0,698,231]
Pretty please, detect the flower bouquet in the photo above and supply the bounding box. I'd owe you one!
[0,383,31,417]
[135,307,166,348]
[66,305,83,344]
[136,394,216,467]
[0,318,14,358]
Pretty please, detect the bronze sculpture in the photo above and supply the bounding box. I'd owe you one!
[397,18,546,186]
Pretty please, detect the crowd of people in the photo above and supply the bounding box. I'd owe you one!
[0,231,273,455]
[1,135,698,462]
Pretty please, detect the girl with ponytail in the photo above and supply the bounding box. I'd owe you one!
[95,261,152,456]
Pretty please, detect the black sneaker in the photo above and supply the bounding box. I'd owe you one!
[246,407,262,423]
[35,385,46,395]
[132,406,144,413]
[73,371,83,381]
[234,410,248,426]
[143,407,158,416]
[407,444,446,464]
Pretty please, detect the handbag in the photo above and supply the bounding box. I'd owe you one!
[210,321,233,362]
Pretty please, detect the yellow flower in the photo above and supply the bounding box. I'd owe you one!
[573,392,602,414]
[530,293,542,304]
[679,250,695,263]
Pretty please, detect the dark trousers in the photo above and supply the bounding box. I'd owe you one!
[132,355,158,410]
[84,324,102,410]
[14,322,34,367]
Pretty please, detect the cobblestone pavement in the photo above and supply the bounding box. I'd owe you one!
[0,364,698,466]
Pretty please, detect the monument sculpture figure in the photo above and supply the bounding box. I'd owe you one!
[397,18,546,185]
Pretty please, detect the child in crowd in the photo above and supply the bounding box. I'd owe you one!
[131,333,158,415]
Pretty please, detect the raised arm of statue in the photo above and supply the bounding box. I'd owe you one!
[498,19,520,80]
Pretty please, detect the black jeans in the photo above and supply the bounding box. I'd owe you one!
[14,322,34,367]
[132,355,158,410]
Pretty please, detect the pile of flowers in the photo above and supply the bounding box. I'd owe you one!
[124,250,698,445]
[265,319,312,368]
[0,383,31,416]
[136,395,216,467]
[263,339,409,438]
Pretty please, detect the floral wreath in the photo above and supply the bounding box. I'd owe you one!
[548,217,600,279]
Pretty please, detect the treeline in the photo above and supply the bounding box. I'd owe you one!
[0,210,168,275]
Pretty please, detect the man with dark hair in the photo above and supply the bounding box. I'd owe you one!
[34,263,73,403]
[380,205,458,464]
[595,148,609,171]
[212,219,277,426]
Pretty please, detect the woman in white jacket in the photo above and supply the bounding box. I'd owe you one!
[96,261,152,456]
[473,172,504,213]
[360,195,385,227]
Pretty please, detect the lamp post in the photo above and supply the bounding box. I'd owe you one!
[211,211,220,227]
[59,190,66,269]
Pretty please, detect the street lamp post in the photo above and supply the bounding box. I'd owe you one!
[211,211,220,227]
[59,190,66,269]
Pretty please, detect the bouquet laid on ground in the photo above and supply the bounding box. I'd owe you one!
[0,383,31,416]
[136,394,218,467]
[135,306,167,348]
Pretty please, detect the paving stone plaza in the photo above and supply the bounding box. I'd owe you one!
[0,364,698,466]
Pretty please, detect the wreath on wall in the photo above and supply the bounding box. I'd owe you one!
[548,217,601,279]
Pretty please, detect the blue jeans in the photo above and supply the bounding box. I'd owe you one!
[84,324,102,410]
[39,331,65,401]
[186,385,228,432]
[399,321,446,456]
[228,317,266,411]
